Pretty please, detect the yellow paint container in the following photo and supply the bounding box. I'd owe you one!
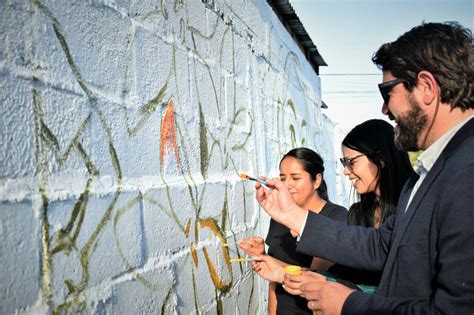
[284,265,302,276]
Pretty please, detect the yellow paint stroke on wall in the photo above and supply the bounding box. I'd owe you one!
[191,243,198,266]
[199,218,232,293]
[160,98,180,169]
[184,218,192,238]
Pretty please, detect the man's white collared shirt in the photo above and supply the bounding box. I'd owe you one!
[405,116,474,211]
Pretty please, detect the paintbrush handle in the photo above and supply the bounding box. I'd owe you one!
[230,258,255,263]
[240,173,268,186]
[249,177,267,186]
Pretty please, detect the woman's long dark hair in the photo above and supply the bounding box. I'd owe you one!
[342,119,415,226]
[280,147,329,201]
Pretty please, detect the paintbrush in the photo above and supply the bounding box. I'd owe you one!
[239,173,268,186]
[222,241,240,247]
[229,257,255,263]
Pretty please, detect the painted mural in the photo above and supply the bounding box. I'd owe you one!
[0,0,338,314]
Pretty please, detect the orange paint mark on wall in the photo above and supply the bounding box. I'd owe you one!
[202,247,232,293]
[160,98,180,169]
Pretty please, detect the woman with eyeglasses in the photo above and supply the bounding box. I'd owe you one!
[340,119,414,229]
[239,147,348,315]
[280,119,415,295]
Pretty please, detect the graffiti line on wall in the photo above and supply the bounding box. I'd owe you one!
[30,0,261,313]
[28,0,321,312]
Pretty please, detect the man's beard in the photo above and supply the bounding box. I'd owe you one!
[394,95,428,151]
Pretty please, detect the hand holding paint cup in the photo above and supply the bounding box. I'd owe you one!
[282,265,301,288]
[283,270,327,296]
[284,265,302,276]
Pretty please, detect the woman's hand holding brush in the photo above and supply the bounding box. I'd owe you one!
[239,236,265,256]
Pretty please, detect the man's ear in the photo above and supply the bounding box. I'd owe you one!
[417,70,439,106]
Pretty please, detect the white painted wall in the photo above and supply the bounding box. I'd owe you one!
[0,0,347,313]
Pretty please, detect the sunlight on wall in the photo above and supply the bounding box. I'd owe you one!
[0,0,346,313]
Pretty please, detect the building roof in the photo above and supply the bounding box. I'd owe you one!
[267,0,327,75]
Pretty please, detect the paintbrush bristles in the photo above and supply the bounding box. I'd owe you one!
[239,172,267,186]
[223,241,240,247]
[239,173,251,180]
[239,172,259,182]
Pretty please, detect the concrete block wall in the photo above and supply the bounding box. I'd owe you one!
[0,0,348,313]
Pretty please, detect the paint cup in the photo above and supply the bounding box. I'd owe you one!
[284,265,301,276]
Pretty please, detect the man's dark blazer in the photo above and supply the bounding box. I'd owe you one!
[297,118,474,314]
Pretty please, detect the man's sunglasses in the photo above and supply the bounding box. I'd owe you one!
[339,154,365,170]
[378,78,407,105]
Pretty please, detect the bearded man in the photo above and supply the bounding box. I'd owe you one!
[254,22,474,314]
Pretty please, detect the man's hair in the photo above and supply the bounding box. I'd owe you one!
[372,22,473,110]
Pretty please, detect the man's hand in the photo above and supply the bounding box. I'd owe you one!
[255,178,308,233]
[301,281,355,315]
[239,236,265,256]
[251,255,285,283]
[283,270,326,297]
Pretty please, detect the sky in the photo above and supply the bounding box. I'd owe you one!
[289,0,473,130]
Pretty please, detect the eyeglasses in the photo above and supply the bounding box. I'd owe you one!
[340,154,365,170]
[378,78,407,105]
